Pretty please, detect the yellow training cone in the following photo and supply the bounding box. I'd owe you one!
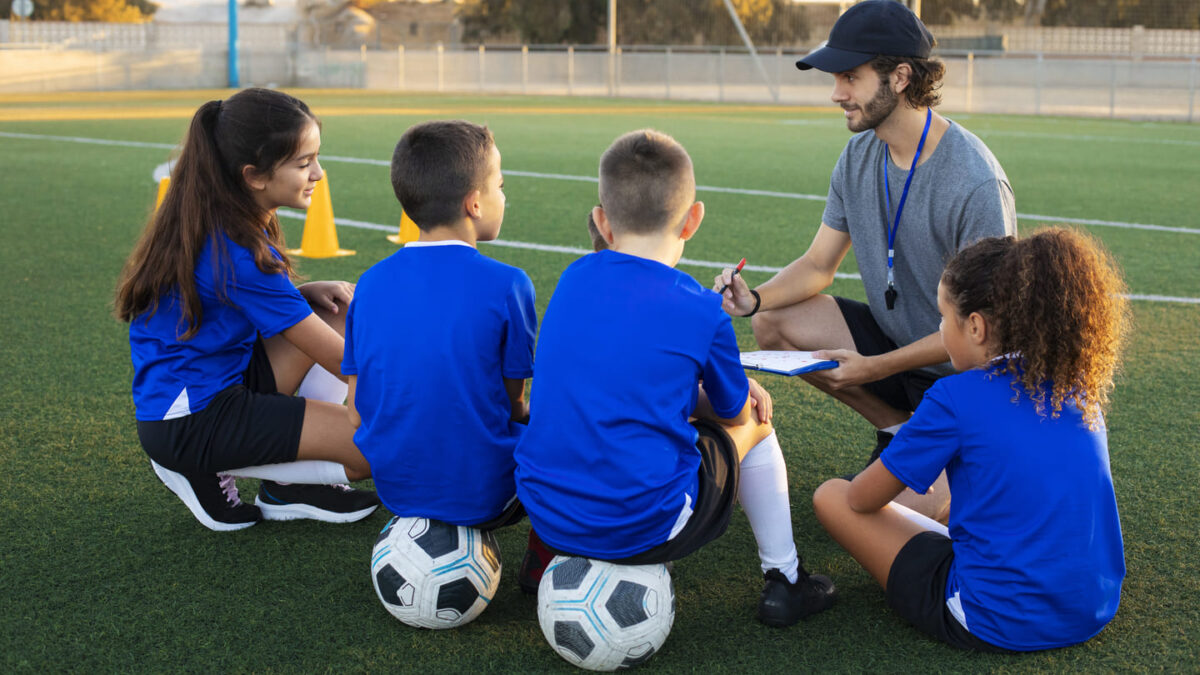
[387,211,420,245]
[154,176,170,211]
[287,172,354,259]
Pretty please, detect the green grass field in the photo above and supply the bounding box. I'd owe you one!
[2,90,1198,672]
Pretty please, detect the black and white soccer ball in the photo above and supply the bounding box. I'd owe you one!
[370,516,501,629]
[537,556,675,671]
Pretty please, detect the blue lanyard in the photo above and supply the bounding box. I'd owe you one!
[882,107,932,310]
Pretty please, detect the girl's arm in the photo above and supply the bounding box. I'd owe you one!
[847,460,908,513]
[281,313,347,383]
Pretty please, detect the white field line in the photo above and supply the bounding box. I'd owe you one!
[273,209,1199,304]
[3,130,1199,235]
[4,130,1199,303]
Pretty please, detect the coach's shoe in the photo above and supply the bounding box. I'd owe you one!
[150,460,261,532]
[255,481,379,523]
[840,430,895,481]
[866,430,894,468]
[757,567,837,628]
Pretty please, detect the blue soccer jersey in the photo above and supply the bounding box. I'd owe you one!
[514,250,749,559]
[342,242,536,525]
[129,233,313,421]
[881,366,1125,651]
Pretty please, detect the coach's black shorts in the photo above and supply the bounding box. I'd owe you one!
[599,418,741,566]
[886,531,1015,653]
[834,296,940,413]
[136,336,306,474]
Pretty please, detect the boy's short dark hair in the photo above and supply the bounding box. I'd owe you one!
[390,120,494,231]
[598,129,695,236]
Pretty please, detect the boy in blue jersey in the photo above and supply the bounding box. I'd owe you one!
[515,130,836,627]
[342,121,543,577]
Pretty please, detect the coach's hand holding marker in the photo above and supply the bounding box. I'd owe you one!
[718,257,746,293]
[715,258,760,317]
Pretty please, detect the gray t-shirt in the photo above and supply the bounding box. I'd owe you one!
[822,120,1016,376]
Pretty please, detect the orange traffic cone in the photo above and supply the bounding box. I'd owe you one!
[386,211,421,245]
[288,172,355,259]
[154,176,170,211]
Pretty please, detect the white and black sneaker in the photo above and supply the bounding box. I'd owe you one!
[255,480,379,523]
[150,460,262,532]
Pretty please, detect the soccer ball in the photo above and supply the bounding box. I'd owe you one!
[537,556,675,671]
[370,516,501,629]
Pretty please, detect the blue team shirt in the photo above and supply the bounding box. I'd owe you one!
[129,233,313,421]
[514,250,749,559]
[342,242,536,525]
[881,365,1125,651]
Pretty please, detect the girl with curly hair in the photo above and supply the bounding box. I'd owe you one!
[812,227,1131,652]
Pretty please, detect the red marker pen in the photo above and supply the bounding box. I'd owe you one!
[719,257,746,293]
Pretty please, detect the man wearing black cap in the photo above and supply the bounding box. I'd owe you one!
[715,0,1016,518]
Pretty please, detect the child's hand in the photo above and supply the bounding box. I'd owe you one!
[747,377,773,424]
[299,280,356,315]
[712,269,754,317]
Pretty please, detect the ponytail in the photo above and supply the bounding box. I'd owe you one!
[115,89,317,339]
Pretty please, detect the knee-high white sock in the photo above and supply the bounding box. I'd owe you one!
[297,364,348,404]
[738,430,800,582]
[225,460,350,485]
[887,501,950,538]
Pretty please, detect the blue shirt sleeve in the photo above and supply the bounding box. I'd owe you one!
[700,314,750,419]
[501,270,537,380]
[223,246,313,339]
[880,379,959,494]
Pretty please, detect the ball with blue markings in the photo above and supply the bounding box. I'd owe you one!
[537,556,675,671]
[370,516,501,629]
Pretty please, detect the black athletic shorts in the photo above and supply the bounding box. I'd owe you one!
[887,531,1015,653]
[591,418,741,566]
[834,296,941,413]
[469,498,527,532]
[136,336,306,474]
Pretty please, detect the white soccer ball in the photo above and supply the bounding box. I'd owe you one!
[370,516,501,629]
[537,555,675,671]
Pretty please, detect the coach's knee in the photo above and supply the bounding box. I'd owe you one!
[751,310,784,350]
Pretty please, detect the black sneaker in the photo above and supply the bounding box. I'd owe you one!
[150,460,261,532]
[757,568,837,627]
[840,430,895,481]
[866,430,894,468]
[255,480,379,523]
[517,548,545,595]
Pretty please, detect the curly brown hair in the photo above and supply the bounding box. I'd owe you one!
[941,228,1131,427]
[870,55,945,109]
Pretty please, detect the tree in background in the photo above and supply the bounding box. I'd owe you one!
[1,0,158,21]
[1034,0,1200,29]
[459,0,809,46]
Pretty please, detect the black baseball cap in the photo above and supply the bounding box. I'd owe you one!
[796,0,934,73]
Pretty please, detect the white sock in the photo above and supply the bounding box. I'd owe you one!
[297,364,348,404]
[226,460,350,485]
[738,430,800,583]
[888,500,950,537]
[880,422,905,436]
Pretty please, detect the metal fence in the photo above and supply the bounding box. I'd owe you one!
[2,40,1197,122]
